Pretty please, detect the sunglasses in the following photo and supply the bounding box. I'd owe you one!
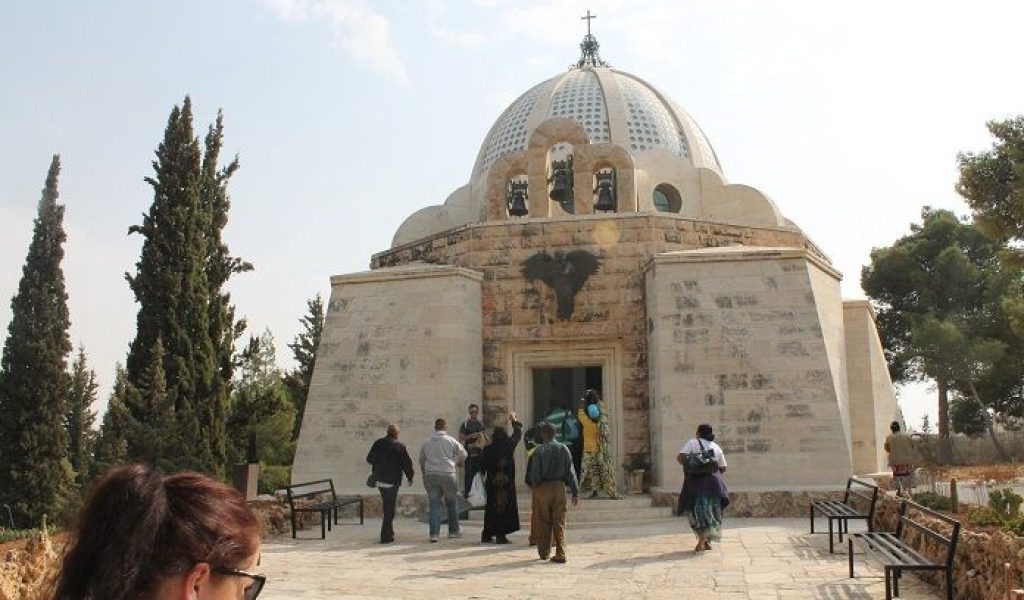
[213,565,266,600]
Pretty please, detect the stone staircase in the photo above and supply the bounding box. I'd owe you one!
[464,493,676,529]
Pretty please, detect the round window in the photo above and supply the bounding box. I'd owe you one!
[653,184,682,213]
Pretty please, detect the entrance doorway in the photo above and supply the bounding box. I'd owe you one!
[531,366,602,423]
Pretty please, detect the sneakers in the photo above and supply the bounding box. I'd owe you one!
[429,535,439,543]
[550,556,567,563]
[448,530,463,539]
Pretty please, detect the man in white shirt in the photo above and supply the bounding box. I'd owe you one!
[419,418,468,542]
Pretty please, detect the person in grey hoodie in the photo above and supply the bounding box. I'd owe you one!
[419,418,468,542]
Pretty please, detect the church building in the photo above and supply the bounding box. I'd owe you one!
[292,28,898,495]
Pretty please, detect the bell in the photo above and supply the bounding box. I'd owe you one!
[594,171,616,212]
[507,181,529,217]
[548,157,574,206]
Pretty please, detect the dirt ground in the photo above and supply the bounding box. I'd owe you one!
[921,463,1024,483]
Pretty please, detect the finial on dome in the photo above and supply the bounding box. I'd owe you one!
[574,10,609,69]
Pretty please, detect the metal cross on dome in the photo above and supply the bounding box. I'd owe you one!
[582,9,596,35]
[574,9,609,68]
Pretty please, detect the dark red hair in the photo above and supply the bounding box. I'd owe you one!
[54,464,260,599]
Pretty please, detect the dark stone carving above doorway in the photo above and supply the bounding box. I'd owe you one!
[521,249,600,320]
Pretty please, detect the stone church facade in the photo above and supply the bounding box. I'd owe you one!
[293,34,898,495]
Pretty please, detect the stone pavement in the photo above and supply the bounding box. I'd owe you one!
[259,517,941,599]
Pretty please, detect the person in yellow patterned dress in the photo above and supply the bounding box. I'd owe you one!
[577,389,618,499]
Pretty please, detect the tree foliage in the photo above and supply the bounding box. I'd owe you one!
[957,116,1024,267]
[0,155,75,526]
[123,97,249,476]
[227,329,295,466]
[66,346,98,491]
[284,294,324,441]
[91,366,132,479]
[862,208,1023,452]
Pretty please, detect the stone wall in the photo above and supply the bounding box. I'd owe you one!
[843,300,899,475]
[645,247,854,489]
[292,264,482,492]
[370,214,821,472]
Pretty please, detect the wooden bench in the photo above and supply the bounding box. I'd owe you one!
[848,499,960,600]
[284,479,364,539]
[809,477,879,553]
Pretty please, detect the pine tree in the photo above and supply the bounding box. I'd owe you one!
[92,365,133,479]
[124,98,249,476]
[0,155,75,527]
[285,294,324,440]
[66,346,98,491]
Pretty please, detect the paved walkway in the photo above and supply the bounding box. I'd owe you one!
[259,517,940,599]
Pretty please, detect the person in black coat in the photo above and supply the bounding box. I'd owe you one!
[367,424,415,543]
[481,413,523,544]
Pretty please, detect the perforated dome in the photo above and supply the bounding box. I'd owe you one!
[471,66,722,179]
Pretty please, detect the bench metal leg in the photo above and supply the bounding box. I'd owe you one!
[848,538,854,578]
[885,567,892,600]
[828,518,835,553]
[320,512,326,539]
[291,513,297,539]
[359,499,364,525]
[892,568,900,597]
[810,506,815,533]
[945,568,953,600]
[837,518,844,545]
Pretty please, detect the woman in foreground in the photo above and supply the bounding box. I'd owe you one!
[54,463,265,600]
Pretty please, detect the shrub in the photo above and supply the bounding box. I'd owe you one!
[1002,517,1024,537]
[259,464,291,495]
[912,491,953,511]
[0,526,55,544]
[989,488,1024,518]
[967,506,1006,527]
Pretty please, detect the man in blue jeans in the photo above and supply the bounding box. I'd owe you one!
[419,418,468,542]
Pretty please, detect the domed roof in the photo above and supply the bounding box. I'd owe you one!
[471,50,723,180]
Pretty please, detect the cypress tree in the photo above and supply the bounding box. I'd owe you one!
[285,294,324,440]
[91,365,132,479]
[125,98,248,476]
[66,346,98,491]
[0,155,75,526]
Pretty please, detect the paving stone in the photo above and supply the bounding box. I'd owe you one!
[257,517,940,599]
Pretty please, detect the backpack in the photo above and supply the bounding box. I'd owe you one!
[561,413,580,442]
[683,439,718,476]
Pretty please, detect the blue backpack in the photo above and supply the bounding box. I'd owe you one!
[561,412,581,442]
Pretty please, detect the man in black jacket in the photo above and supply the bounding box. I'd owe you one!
[367,424,415,543]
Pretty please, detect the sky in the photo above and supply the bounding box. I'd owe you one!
[2,0,1024,430]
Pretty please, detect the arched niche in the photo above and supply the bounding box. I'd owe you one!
[526,118,589,218]
[486,153,530,221]
[576,143,636,213]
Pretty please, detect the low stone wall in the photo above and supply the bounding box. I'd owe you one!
[650,488,846,517]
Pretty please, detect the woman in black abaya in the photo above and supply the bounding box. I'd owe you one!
[481,413,523,544]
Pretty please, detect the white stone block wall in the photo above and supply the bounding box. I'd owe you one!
[843,300,899,475]
[646,247,854,491]
[292,265,483,493]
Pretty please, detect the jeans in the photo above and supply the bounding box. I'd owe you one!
[378,485,398,541]
[424,472,460,537]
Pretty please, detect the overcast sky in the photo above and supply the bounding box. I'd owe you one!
[3,0,1023,429]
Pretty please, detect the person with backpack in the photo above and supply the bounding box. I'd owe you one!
[577,389,618,499]
[676,423,729,552]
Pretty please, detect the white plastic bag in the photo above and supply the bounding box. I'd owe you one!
[468,472,486,507]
